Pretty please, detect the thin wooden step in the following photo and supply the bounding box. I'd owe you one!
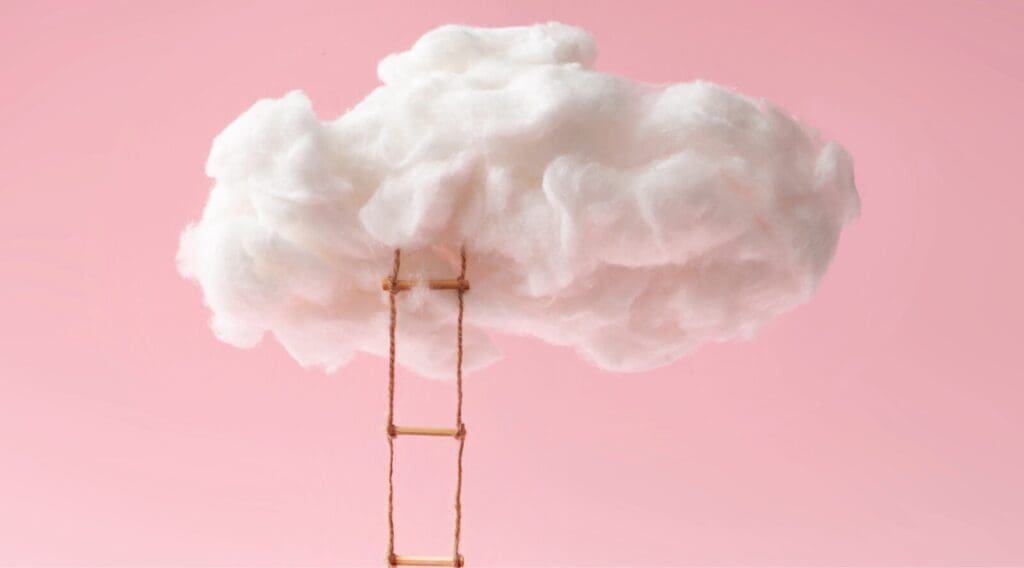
[388,424,466,438]
[382,278,470,292]
[391,554,464,567]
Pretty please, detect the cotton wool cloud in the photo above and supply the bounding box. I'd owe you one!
[177,22,859,378]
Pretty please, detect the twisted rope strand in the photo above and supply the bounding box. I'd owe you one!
[386,249,401,567]
[453,247,467,565]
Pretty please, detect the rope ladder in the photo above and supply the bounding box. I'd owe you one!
[383,247,469,568]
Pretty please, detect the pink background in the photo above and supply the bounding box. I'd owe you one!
[2,0,1023,565]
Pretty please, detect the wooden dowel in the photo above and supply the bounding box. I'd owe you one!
[392,554,464,567]
[381,278,470,292]
[389,425,465,438]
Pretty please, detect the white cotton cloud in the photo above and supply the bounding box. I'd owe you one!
[177,22,859,378]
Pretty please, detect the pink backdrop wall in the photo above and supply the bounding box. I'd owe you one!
[2,1,1023,565]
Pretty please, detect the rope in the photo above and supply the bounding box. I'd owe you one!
[386,248,401,566]
[453,246,467,563]
[385,246,468,568]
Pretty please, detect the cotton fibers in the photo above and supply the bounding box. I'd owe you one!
[178,22,859,377]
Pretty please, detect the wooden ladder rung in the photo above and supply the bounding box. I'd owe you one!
[382,278,470,292]
[389,425,465,438]
[391,554,464,567]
